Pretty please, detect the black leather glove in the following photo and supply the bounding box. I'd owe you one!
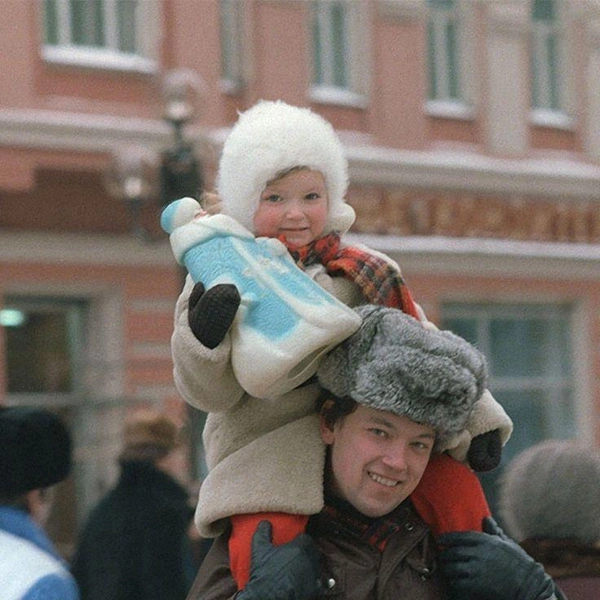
[438,517,557,600]
[237,521,321,600]
[187,282,241,349]
[467,429,503,471]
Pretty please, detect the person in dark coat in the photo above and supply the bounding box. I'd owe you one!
[71,408,196,600]
[499,439,600,600]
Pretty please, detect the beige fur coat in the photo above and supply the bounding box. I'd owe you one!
[171,257,512,537]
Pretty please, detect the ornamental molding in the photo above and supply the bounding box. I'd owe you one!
[1,108,599,203]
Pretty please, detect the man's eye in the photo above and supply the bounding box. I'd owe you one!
[305,192,320,200]
[412,441,432,451]
[369,428,388,438]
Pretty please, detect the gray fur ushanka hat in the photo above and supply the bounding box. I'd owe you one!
[217,100,356,235]
[317,305,488,447]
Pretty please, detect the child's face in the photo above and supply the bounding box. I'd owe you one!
[253,168,328,247]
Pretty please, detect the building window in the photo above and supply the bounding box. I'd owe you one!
[427,0,460,101]
[3,297,87,397]
[530,0,575,128]
[426,0,474,119]
[310,0,368,107]
[219,0,245,94]
[442,302,576,517]
[531,0,560,112]
[41,0,157,72]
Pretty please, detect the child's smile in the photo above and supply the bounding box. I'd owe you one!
[253,168,329,248]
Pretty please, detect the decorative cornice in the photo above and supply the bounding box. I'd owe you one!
[345,232,600,280]
[1,109,599,201]
[0,109,203,153]
[346,143,600,201]
[0,230,174,266]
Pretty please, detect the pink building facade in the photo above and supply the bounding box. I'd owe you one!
[1,0,599,551]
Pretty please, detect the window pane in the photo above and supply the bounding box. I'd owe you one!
[6,309,72,393]
[71,0,105,47]
[312,5,324,85]
[331,2,348,88]
[427,0,460,102]
[44,0,59,44]
[4,300,86,394]
[490,318,548,377]
[443,317,478,343]
[427,20,438,99]
[446,21,459,99]
[533,0,555,21]
[117,0,138,53]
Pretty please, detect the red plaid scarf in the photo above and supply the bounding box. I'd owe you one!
[286,232,419,319]
[319,495,414,551]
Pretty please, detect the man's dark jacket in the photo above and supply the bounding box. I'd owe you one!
[191,497,444,600]
[71,460,195,600]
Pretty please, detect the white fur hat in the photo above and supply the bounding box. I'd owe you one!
[217,100,355,235]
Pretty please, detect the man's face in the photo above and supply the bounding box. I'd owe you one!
[253,168,329,247]
[320,405,435,518]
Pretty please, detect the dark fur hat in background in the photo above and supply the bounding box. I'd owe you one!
[0,406,72,495]
[317,305,488,448]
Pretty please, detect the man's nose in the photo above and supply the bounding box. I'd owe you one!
[381,444,409,472]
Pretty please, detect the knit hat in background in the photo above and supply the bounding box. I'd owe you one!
[122,408,180,453]
[317,305,488,447]
[0,406,72,495]
[499,440,600,545]
[217,100,356,236]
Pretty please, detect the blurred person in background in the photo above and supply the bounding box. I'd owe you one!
[499,439,600,599]
[71,408,196,600]
[0,405,79,599]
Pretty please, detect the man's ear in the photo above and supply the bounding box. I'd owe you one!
[319,400,335,444]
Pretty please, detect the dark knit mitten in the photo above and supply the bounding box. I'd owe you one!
[187,282,241,349]
[467,429,502,472]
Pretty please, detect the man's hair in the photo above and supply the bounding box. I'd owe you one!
[316,391,358,431]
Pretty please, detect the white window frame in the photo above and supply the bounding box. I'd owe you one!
[219,0,246,94]
[41,0,158,73]
[309,0,370,108]
[530,0,575,129]
[426,0,475,120]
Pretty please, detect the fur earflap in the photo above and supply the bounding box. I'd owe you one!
[217,100,355,235]
[317,305,487,447]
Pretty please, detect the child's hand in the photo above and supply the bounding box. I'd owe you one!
[188,282,241,349]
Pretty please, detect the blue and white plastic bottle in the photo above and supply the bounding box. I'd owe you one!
[161,197,362,399]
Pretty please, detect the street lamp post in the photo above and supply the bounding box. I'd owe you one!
[107,68,204,242]
[159,69,204,208]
